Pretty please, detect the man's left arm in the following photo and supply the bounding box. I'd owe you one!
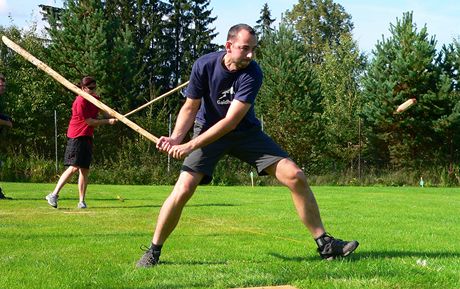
[167,100,251,159]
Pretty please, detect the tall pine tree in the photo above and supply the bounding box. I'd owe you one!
[434,42,460,178]
[46,0,137,158]
[104,0,170,108]
[255,3,276,40]
[46,0,136,110]
[256,24,323,172]
[361,12,449,170]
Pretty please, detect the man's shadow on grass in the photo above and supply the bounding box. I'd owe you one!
[269,250,460,262]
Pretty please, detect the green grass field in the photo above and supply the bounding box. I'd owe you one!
[1,182,459,289]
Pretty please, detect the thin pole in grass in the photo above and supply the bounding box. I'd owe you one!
[168,113,172,173]
[54,110,58,174]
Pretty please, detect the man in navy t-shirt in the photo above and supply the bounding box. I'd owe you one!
[137,24,359,267]
[187,49,262,132]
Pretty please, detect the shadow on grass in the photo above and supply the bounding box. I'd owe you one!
[90,203,238,210]
[3,197,43,201]
[89,204,162,209]
[157,259,229,266]
[14,231,149,238]
[269,250,460,262]
[354,250,460,259]
[5,197,238,209]
[8,197,159,201]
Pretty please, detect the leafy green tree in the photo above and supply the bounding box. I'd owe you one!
[284,0,353,65]
[0,25,65,158]
[256,24,323,172]
[283,0,363,174]
[361,12,453,169]
[318,33,366,173]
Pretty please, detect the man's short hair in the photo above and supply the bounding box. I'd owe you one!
[0,73,5,82]
[227,24,256,41]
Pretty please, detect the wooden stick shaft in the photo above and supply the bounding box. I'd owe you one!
[124,80,189,117]
[396,98,416,113]
[2,35,158,143]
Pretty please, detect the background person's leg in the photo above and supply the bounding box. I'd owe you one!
[52,165,79,196]
[78,168,89,208]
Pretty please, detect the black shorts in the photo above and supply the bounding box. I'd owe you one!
[64,137,94,169]
[182,123,289,184]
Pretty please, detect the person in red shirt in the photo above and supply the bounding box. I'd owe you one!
[45,76,117,209]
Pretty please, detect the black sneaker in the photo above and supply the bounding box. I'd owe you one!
[136,245,161,268]
[316,233,359,260]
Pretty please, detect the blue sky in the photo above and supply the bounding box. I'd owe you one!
[1,0,459,55]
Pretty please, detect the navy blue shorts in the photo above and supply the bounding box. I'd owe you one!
[182,123,289,184]
[64,137,94,169]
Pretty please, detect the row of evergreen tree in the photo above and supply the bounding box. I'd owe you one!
[0,0,459,185]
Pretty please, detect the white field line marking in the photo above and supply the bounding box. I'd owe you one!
[62,211,92,214]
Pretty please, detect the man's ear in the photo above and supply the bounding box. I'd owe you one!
[225,41,232,52]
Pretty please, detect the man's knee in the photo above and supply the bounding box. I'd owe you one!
[171,185,195,205]
[289,168,307,185]
[68,166,79,174]
[172,173,201,204]
[276,159,307,186]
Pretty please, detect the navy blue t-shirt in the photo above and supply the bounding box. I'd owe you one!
[185,51,263,131]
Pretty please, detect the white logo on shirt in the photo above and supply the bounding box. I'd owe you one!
[217,86,234,105]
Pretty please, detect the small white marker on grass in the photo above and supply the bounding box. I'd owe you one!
[416,259,427,267]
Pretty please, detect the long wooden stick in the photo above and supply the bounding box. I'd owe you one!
[1,35,158,143]
[124,80,189,117]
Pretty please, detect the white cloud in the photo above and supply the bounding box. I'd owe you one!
[0,0,8,14]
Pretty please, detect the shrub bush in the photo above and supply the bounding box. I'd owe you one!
[1,148,458,187]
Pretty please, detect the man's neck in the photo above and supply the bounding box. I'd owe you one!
[222,54,237,72]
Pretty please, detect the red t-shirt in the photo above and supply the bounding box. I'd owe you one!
[67,94,100,138]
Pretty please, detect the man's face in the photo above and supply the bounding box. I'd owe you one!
[0,80,5,95]
[226,29,258,70]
